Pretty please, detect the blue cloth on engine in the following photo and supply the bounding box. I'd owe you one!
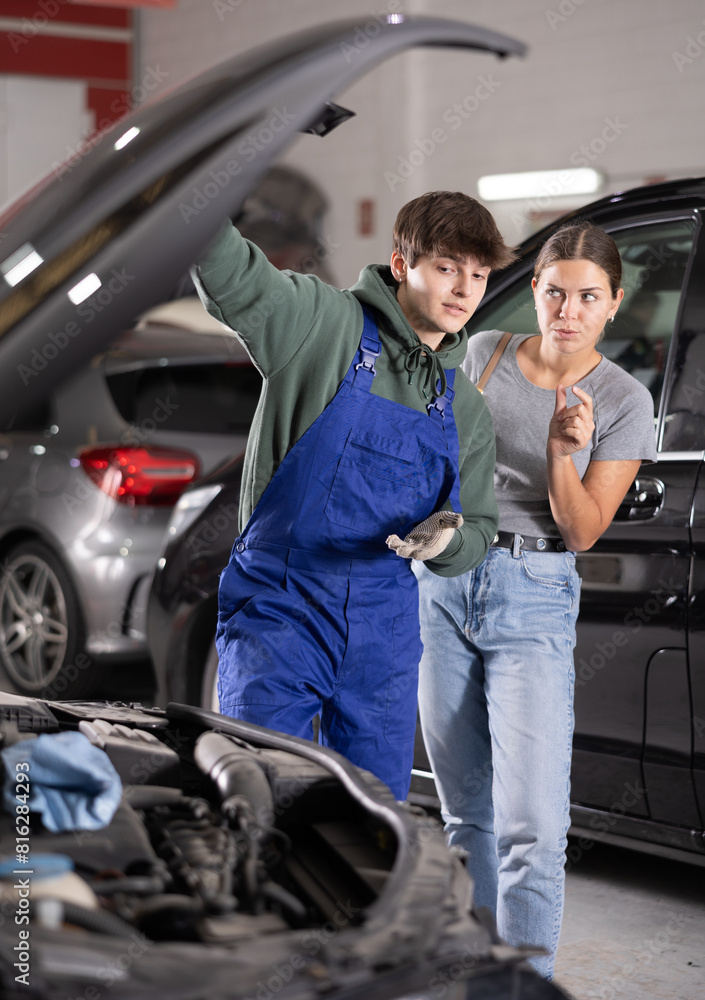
[1,731,122,833]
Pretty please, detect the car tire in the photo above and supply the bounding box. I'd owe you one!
[0,540,96,699]
[200,637,220,712]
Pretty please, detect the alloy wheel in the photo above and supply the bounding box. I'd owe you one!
[0,552,70,692]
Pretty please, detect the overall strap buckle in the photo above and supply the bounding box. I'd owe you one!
[354,340,381,373]
[426,394,448,419]
[353,307,382,386]
[426,374,455,421]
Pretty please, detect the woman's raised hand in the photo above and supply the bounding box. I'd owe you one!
[547,385,595,458]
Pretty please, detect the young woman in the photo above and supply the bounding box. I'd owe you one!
[415,222,657,980]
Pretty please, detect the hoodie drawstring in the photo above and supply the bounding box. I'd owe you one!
[404,344,448,401]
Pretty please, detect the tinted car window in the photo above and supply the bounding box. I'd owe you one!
[467,265,536,339]
[468,217,697,423]
[603,218,696,417]
[106,363,261,435]
[658,215,705,453]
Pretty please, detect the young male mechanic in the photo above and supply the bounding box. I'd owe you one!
[193,190,514,799]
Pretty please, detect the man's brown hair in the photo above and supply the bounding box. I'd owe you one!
[392,191,517,271]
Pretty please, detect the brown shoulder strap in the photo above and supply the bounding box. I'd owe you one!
[475,331,513,394]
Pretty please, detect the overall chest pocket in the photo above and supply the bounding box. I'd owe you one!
[325,428,434,538]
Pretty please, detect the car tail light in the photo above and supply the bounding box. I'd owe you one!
[79,446,200,506]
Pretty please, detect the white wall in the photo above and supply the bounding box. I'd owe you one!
[401,0,705,244]
[134,0,705,283]
[0,76,93,209]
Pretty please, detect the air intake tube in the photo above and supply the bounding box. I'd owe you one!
[194,732,274,828]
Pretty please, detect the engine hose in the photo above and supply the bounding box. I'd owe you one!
[125,786,187,810]
[92,876,167,897]
[260,881,308,924]
[135,893,203,921]
[60,902,144,940]
[242,852,259,909]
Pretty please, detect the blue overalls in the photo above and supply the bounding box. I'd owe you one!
[216,308,461,799]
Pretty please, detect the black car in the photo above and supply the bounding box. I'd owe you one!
[0,15,567,1000]
[149,175,705,868]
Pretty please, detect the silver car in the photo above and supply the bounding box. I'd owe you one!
[0,299,258,699]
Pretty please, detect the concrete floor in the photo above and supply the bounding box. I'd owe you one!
[554,840,705,1000]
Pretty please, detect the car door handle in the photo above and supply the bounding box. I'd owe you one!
[613,476,664,521]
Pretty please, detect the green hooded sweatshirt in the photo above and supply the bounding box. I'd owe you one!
[193,223,498,577]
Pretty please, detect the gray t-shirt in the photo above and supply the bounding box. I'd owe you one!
[462,330,658,539]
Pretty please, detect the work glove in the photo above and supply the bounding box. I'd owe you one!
[386,510,463,561]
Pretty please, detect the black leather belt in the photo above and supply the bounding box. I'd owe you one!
[490,530,567,553]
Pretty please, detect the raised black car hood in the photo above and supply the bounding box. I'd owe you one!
[0,17,524,425]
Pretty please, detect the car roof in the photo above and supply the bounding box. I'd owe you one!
[598,174,705,209]
[99,295,252,371]
[102,324,252,373]
[517,175,705,261]
[135,295,240,336]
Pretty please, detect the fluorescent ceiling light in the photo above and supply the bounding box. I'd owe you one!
[478,168,603,202]
[1,243,44,286]
[68,272,101,305]
[114,126,140,151]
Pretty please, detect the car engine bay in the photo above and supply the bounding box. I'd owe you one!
[0,695,561,999]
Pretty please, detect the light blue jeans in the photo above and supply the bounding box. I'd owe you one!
[416,545,580,980]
